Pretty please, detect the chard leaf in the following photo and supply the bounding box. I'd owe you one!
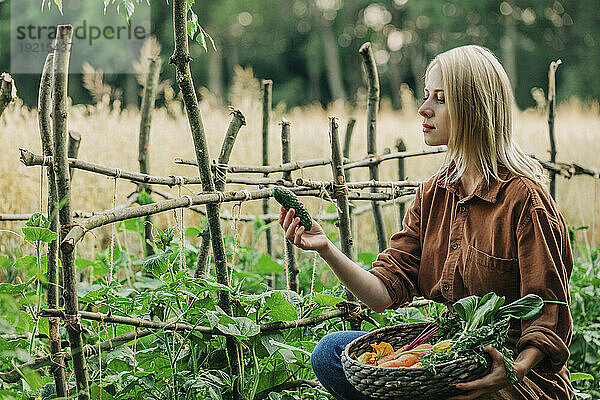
[496,294,544,321]
[453,295,480,325]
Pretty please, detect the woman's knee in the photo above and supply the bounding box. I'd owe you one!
[311,331,365,372]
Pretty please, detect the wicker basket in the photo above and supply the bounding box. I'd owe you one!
[341,322,491,400]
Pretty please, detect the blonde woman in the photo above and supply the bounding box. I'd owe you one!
[279,45,574,400]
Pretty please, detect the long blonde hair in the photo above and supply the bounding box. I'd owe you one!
[426,45,548,186]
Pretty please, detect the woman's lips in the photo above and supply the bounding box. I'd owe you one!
[422,123,435,132]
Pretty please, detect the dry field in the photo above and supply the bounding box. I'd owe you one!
[1,68,599,261]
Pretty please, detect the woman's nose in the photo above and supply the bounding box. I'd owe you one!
[418,103,433,118]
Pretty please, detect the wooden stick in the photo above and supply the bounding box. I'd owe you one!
[359,42,386,252]
[53,25,91,400]
[60,187,415,254]
[328,117,360,329]
[547,59,562,199]
[174,155,349,173]
[169,2,242,397]
[0,327,155,384]
[195,108,246,278]
[174,148,444,173]
[38,51,67,398]
[396,138,406,230]
[138,56,162,258]
[20,149,207,186]
[0,72,16,118]
[39,307,350,334]
[262,80,274,281]
[295,178,420,190]
[281,118,299,292]
[67,130,81,181]
[341,147,447,170]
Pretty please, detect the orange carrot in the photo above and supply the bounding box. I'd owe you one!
[377,344,407,365]
[378,353,419,368]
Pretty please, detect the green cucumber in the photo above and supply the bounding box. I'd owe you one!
[272,186,312,230]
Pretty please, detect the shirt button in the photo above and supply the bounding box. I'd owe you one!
[451,242,458,250]
[443,284,450,291]
[458,205,466,213]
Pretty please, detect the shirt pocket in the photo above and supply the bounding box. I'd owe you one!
[463,244,519,297]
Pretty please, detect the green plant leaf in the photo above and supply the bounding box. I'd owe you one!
[252,253,283,275]
[357,252,377,266]
[143,250,172,276]
[26,213,50,228]
[117,0,135,22]
[0,277,35,295]
[197,28,207,51]
[570,372,594,382]
[22,227,57,243]
[185,226,201,237]
[53,0,63,14]
[265,291,297,321]
[312,293,344,307]
[137,189,155,205]
[496,294,544,321]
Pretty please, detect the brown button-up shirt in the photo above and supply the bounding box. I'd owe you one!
[369,162,574,400]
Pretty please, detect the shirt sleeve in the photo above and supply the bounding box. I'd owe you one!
[368,184,422,309]
[515,206,573,372]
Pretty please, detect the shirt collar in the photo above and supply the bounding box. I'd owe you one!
[436,161,511,204]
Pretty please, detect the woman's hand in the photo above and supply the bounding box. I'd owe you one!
[446,345,521,400]
[278,206,329,253]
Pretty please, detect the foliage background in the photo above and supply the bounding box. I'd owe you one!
[0,0,599,109]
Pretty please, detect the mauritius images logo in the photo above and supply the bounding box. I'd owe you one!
[11,1,150,74]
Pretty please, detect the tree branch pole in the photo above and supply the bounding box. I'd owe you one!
[295,178,420,190]
[39,307,351,334]
[52,25,91,400]
[547,59,562,200]
[341,146,447,171]
[343,118,357,248]
[20,149,208,186]
[67,130,81,181]
[169,2,242,398]
[328,117,360,330]
[281,119,299,292]
[60,187,413,255]
[342,118,356,182]
[195,108,246,278]
[0,327,155,384]
[0,72,16,118]
[38,51,68,398]
[138,56,162,258]
[175,155,348,172]
[261,80,275,289]
[359,42,387,252]
[174,147,446,173]
[396,138,406,230]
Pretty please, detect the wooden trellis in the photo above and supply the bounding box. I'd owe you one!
[1,11,598,399]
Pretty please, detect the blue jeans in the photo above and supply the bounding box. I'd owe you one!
[310,330,379,400]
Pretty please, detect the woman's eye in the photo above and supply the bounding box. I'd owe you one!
[437,97,445,104]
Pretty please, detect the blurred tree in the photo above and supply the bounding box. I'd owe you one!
[0,0,597,109]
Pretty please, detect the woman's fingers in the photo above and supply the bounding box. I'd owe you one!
[294,225,305,246]
[282,208,295,230]
[278,206,286,226]
[285,216,300,242]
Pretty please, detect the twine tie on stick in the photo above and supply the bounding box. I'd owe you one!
[390,182,401,233]
[212,160,228,187]
[109,168,122,281]
[173,176,186,270]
